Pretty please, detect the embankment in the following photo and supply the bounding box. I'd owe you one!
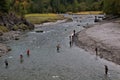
[75,19,120,65]
[0,13,34,57]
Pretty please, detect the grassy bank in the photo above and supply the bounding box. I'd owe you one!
[25,13,65,24]
[68,11,103,15]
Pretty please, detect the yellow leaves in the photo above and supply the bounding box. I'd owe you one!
[22,0,29,9]
[14,0,20,6]
[14,0,31,15]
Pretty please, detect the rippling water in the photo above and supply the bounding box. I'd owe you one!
[0,15,120,80]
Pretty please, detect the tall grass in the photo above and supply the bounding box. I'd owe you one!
[25,13,64,24]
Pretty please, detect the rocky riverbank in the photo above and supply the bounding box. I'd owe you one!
[0,14,68,57]
[75,19,120,65]
[0,13,34,57]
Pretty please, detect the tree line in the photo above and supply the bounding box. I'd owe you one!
[0,0,120,15]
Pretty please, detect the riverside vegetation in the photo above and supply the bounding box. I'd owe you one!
[25,14,65,24]
[0,13,34,56]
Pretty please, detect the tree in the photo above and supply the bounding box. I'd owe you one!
[79,2,88,11]
[12,0,32,16]
[20,0,103,13]
[0,0,9,13]
[59,4,66,13]
[91,2,101,11]
[72,0,79,12]
[103,0,120,15]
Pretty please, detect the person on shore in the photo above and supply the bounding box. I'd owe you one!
[4,59,8,68]
[56,44,60,53]
[104,65,108,75]
[27,49,30,56]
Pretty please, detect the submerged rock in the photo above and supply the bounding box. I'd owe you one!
[14,37,19,40]
[35,30,44,33]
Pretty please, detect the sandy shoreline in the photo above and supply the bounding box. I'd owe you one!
[75,19,120,65]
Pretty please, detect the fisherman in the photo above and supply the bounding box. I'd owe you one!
[95,47,98,56]
[104,65,108,75]
[20,53,23,60]
[20,53,24,63]
[69,40,72,47]
[4,59,8,68]
[73,30,76,36]
[27,49,30,56]
[56,44,60,53]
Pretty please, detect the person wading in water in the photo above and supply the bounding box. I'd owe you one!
[73,30,76,36]
[104,65,108,75]
[27,49,30,56]
[20,53,23,63]
[95,47,98,56]
[4,59,8,68]
[56,44,60,53]
[69,41,72,47]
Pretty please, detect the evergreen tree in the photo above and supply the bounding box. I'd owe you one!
[0,0,9,13]
[103,0,120,15]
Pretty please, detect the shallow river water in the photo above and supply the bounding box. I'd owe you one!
[0,15,120,80]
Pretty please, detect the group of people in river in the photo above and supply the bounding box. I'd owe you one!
[56,30,76,53]
[56,29,109,76]
[4,49,30,68]
[4,29,109,76]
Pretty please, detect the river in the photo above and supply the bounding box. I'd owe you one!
[0,15,120,80]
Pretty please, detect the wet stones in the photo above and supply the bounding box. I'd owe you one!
[0,43,11,56]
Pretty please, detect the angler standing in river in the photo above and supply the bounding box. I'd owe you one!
[104,65,108,75]
[20,53,23,63]
[4,59,8,68]
[56,44,60,53]
[27,49,30,56]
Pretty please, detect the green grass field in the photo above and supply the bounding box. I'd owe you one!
[25,14,65,24]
